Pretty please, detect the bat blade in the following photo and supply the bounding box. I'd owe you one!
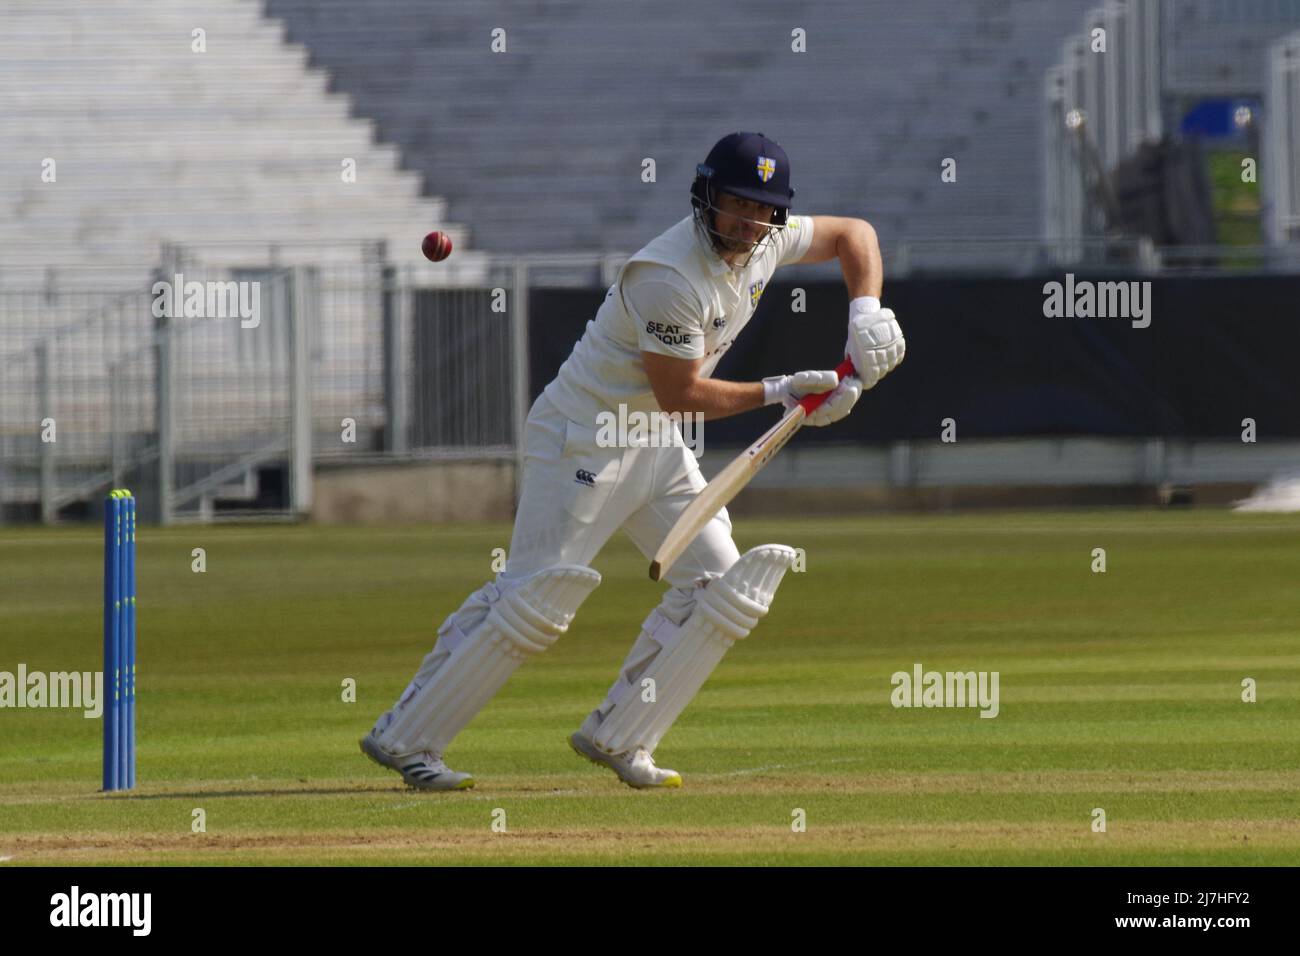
[649,357,855,582]
[649,408,806,580]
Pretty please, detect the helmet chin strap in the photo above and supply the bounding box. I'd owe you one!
[693,183,784,270]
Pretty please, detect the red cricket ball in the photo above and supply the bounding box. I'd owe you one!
[422,231,453,262]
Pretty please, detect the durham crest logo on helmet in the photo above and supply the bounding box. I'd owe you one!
[756,156,776,183]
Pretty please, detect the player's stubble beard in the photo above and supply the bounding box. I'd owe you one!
[718,224,759,266]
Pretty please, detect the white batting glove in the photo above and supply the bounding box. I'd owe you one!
[845,299,905,391]
[762,369,840,414]
[802,373,863,426]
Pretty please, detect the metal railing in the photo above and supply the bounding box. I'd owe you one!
[0,247,615,524]
[3,238,1297,525]
[1265,30,1300,241]
[1045,1,1300,247]
[1044,0,1164,241]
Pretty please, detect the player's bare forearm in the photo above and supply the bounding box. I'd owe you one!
[672,377,765,421]
[642,350,765,420]
[838,219,883,299]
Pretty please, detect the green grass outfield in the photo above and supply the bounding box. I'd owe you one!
[2,510,1298,866]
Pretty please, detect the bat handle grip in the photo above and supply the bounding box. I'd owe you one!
[797,357,857,414]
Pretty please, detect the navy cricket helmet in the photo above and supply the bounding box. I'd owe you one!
[690,131,795,261]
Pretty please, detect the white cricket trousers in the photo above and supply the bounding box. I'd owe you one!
[501,392,740,589]
[374,391,743,757]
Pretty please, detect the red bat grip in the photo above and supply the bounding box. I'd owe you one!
[796,357,857,414]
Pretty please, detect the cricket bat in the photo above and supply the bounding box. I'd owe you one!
[649,357,857,581]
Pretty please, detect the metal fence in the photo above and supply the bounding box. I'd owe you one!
[4,239,1298,525]
[0,289,151,522]
[0,249,530,524]
[1265,29,1300,241]
[1043,0,1164,241]
[1043,0,1300,243]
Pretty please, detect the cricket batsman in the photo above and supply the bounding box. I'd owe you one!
[362,131,905,789]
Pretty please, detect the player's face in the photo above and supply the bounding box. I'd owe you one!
[713,192,776,251]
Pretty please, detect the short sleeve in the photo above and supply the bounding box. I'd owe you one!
[775,214,815,266]
[623,264,706,360]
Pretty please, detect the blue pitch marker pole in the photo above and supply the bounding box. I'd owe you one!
[116,491,126,790]
[117,493,128,788]
[102,492,121,792]
[102,489,137,792]
[125,494,136,789]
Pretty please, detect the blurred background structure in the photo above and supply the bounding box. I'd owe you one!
[1,0,1297,524]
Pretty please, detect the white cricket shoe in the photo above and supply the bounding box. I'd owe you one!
[360,731,475,791]
[569,716,682,789]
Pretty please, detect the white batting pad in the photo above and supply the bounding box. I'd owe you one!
[593,544,796,755]
[377,564,601,756]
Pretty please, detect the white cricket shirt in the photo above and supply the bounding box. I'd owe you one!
[542,214,815,426]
